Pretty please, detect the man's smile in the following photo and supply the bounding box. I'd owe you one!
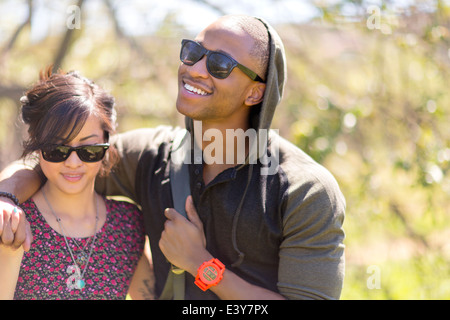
[183,81,211,96]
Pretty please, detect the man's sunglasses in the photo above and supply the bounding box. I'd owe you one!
[180,39,264,82]
[41,144,110,163]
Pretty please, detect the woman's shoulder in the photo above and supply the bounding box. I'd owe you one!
[104,198,145,243]
[20,198,37,211]
[105,198,140,212]
[104,197,142,222]
[20,198,42,222]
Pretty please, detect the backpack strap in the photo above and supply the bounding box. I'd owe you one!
[159,128,191,300]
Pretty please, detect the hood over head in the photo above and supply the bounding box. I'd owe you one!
[251,17,287,132]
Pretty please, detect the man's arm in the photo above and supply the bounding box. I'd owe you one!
[95,127,175,201]
[0,160,42,204]
[278,168,346,300]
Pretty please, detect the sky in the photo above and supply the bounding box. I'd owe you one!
[0,0,442,44]
[0,0,321,43]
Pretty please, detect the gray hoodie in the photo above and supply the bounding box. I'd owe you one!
[97,17,345,299]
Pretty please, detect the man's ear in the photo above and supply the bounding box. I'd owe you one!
[244,82,266,106]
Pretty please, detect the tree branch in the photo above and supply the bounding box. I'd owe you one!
[1,0,32,61]
[103,0,149,59]
[52,0,84,73]
[0,84,24,99]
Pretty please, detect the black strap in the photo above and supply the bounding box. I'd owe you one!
[159,129,191,300]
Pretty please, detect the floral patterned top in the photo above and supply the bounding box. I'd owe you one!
[14,198,144,300]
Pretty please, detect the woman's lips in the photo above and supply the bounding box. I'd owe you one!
[62,173,83,182]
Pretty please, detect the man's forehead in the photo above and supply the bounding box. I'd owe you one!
[195,20,253,52]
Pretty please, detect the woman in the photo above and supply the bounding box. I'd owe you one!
[0,67,153,300]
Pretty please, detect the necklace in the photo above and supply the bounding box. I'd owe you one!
[42,189,99,290]
[71,237,93,265]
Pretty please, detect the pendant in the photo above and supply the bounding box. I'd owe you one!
[76,279,86,289]
[77,253,88,265]
[66,265,85,290]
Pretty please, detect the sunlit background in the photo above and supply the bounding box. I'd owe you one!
[1,0,449,299]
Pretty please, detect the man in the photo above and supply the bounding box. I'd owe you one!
[0,15,345,299]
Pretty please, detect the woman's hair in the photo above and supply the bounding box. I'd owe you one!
[20,66,119,176]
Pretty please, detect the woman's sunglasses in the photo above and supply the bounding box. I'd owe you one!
[41,144,110,163]
[180,39,265,82]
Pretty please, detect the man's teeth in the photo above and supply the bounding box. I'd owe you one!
[184,83,208,96]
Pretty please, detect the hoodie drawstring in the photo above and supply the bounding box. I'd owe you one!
[230,163,254,267]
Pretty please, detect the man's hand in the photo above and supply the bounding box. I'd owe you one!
[158,196,285,300]
[0,200,32,252]
[159,196,212,275]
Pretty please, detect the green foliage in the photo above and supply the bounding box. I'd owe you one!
[271,3,450,299]
[343,252,450,299]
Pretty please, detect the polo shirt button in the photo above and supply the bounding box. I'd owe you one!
[196,182,202,188]
[194,169,200,175]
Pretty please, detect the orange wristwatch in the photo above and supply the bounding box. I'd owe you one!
[194,258,225,291]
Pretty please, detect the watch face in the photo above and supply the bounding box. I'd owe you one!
[201,265,218,284]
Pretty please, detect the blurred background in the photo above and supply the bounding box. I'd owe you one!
[0,0,449,299]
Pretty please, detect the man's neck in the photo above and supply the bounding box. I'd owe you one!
[195,120,251,186]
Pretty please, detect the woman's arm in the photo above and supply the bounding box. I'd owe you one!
[127,237,156,300]
[0,161,38,251]
[0,245,24,300]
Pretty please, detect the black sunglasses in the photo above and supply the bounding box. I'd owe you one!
[180,39,264,82]
[41,144,110,163]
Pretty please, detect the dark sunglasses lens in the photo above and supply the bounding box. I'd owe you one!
[180,40,237,79]
[181,41,204,66]
[42,146,70,162]
[77,145,107,162]
[208,52,233,79]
